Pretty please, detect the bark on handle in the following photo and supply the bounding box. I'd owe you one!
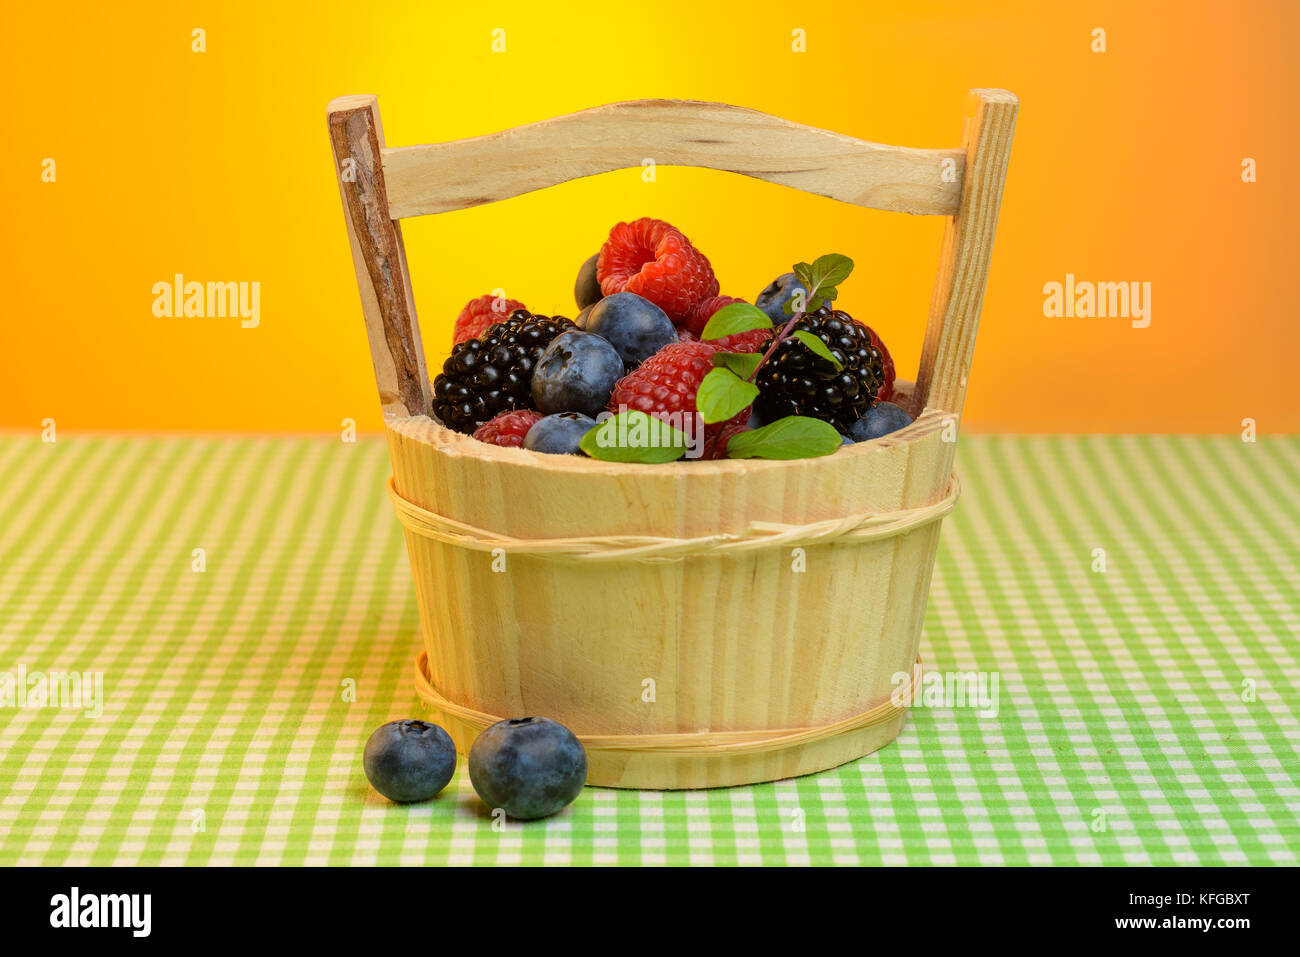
[327,94,431,418]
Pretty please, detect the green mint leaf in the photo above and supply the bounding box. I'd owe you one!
[810,253,854,289]
[697,368,760,425]
[793,262,814,286]
[580,410,688,463]
[819,284,839,302]
[807,295,826,312]
[712,351,763,379]
[792,330,843,370]
[699,302,773,341]
[725,415,843,460]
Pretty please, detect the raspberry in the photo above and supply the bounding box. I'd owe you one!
[608,340,717,422]
[710,328,772,353]
[597,218,719,323]
[473,409,544,448]
[607,340,748,443]
[689,295,773,353]
[454,293,528,345]
[683,295,745,338]
[702,421,751,460]
[866,326,896,402]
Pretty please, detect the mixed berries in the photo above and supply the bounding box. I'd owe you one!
[433,311,574,433]
[606,339,748,446]
[473,409,545,449]
[431,218,913,460]
[453,292,528,345]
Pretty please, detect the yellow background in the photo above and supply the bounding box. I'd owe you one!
[3,1,1296,434]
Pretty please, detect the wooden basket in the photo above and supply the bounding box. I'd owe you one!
[327,92,1017,789]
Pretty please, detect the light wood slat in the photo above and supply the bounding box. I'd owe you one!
[915,89,1018,423]
[381,99,966,218]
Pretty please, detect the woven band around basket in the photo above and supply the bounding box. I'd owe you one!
[386,474,959,564]
[414,650,923,757]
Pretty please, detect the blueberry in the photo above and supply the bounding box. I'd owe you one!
[531,331,623,416]
[848,402,913,442]
[584,292,677,368]
[574,253,603,310]
[840,433,854,445]
[756,272,809,323]
[363,719,457,803]
[523,412,597,455]
[468,717,587,820]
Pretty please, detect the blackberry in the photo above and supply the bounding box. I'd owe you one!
[754,305,885,431]
[433,310,575,433]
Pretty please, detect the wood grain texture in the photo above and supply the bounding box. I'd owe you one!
[327,95,431,418]
[381,99,966,218]
[915,89,1018,424]
[386,406,952,788]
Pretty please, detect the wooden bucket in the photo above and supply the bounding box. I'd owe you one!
[327,93,1017,789]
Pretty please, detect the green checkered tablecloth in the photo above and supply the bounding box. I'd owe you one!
[0,434,1296,865]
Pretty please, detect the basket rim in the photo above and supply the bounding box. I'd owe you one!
[387,377,956,475]
[387,394,951,478]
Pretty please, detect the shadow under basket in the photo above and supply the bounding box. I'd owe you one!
[327,92,1017,788]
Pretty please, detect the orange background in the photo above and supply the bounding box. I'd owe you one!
[3,1,1296,434]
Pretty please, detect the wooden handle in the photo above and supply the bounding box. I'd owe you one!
[915,89,1018,416]
[326,93,1016,423]
[327,94,431,418]
[381,99,966,218]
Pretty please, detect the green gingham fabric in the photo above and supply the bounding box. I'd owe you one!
[0,434,1296,866]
